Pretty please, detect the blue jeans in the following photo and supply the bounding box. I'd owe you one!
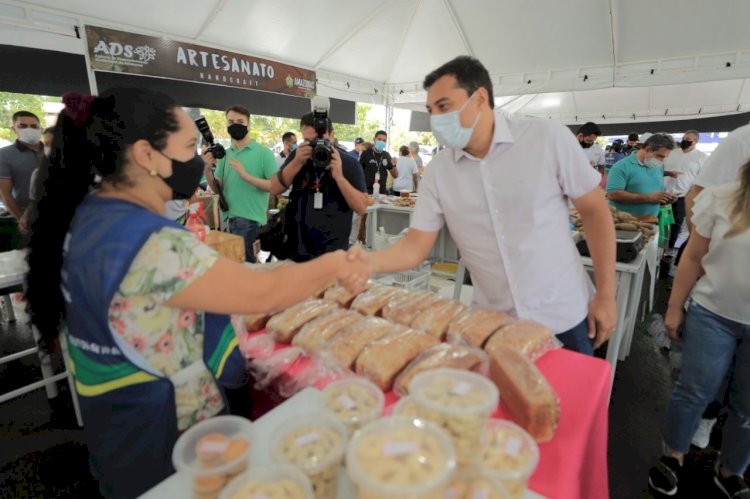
[663,301,750,475]
[556,318,593,356]
[227,217,261,263]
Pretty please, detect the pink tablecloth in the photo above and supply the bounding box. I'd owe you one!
[242,331,611,499]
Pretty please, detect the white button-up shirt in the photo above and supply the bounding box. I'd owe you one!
[411,112,601,333]
[665,149,707,197]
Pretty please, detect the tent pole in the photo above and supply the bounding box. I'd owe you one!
[78,21,99,96]
[385,97,394,148]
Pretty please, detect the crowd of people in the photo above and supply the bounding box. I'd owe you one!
[0,54,747,498]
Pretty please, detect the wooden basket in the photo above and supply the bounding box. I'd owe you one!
[204,231,245,263]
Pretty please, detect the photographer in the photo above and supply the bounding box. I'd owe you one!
[270,111,368,262]
[203,105,277,263]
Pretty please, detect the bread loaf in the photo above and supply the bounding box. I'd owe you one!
[446,309,515,348]
[291,309,363,354]
[355,329,440,390]
[323,282,371,309]
[484,320,559,361]
[266,299,339,343]
[393,343,489,396]
[350,286,408,316]
[242,312,271,332]
[410,300,468,339]
[382,290,442,326]
[323,317,401,368]
[484,345,559,443]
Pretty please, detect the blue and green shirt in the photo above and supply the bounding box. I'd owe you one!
[606,152,664,217]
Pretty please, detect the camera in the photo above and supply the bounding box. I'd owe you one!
[195,116,226,159]
[309,96,333,170]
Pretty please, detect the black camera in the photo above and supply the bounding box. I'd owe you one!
[309,96,333,170]
[195,117,226,159]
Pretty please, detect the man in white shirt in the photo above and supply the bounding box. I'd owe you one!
[393,145,419,192]
[665,130,706,250]
[348,56,617,355]
[576,122,606,175]
[276,131,298,167]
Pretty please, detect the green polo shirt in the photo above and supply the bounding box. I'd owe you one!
[215,140,277,225]
[606,152,664,217]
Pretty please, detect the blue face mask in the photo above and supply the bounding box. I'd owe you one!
[290,143,297,152]
[429,91,480,149]
[374,140,386,152]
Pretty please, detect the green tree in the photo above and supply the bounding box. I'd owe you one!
[334,104,382,142]
[0,92,61,142]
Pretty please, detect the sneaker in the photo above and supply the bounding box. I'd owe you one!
[691,417,717,449]
[714,464,750,498]
[649,456,681,496]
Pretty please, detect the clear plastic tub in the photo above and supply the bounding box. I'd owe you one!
[409,368,499,468]
[391,396,419,418]
[322,377,385,434]
[445,469,512,499]
[270,414,347,499]
[171,415,254,498]
[219,464,314,499]
[480,419,540,499]
[345,415,456,499]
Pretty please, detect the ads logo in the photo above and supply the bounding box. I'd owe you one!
[93,41,157,63]
[285,75,294,88]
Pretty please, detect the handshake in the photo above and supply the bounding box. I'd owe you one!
[331,246,377,295]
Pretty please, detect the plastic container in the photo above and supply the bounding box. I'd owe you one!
[322,377,385,434]
[445,469,512,499]
[392,396,419,418]
[409,368,499,468]
[480,419,540,499]
[346,416,456,499]
[186,209,206,241]
[389,269,431,291]
[270,414,347,499]
[171,415,254,497]
[219,464,314,499]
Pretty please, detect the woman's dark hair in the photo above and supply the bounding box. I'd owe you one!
[27,87,180,350]
[399,145,410,156]
[423,56,495,108]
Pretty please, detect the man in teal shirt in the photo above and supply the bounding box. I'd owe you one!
[203,105,277,262]
[606,133,678,217]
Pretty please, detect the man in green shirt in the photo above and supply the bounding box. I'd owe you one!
[606,133,678,218]
[203,105,277,262]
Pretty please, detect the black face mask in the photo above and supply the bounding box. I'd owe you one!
[580,140,593,149]
[227,123,249,141]
[158,152,205,200]
[680,139,693,150]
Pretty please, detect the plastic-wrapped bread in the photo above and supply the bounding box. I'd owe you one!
[484,345,560,443]
[323,317,402,368]
[323,282,371,309]
[355,329,440,391]
[393,343,489,397]
[242,261,293,332]
[266,299,340,343]
[484,320,562,361]
[446,309,515,348]
[350,286,408,316]
[291,309,363,354]
[381,290,442,326]
[410,300,469,339]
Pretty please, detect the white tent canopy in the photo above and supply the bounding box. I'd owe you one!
[1,0,750,124]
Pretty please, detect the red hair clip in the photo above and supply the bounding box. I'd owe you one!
[62,92,96,126]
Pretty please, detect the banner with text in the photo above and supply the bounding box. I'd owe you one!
[85,25,316,98]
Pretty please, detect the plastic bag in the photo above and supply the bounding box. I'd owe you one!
[381,290,441,326]
[410,300,468,340]
[393,343,490,397]
[239,331,276,360]
[350,286,407,316]
[248,347,305,391]
[323,282,372,308]
[484,320,562,362]
[647,313,672,350]
[445,308,515,348]
[321,316,402,369]
[276,351,354,398]
[291,309,363,355]
[266,298,339,343]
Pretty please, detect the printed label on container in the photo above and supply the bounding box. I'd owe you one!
[505,437,522,457]
[473,488,490,499]
[201,441,230,453]
[383,441,418,457]
[451,381,473,396]
[252,495,269,499]
[296,432,320,446]
[337,394,357,410]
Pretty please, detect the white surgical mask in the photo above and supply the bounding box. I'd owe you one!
[429,91,481,149]
[644,157,663,168]
[44,146,51,157]
[17,128,42,145]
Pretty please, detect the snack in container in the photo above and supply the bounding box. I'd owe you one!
[408,368,499,468]
[323,317,403,368]
[480,419,539,499]
[483,320,561,361]
[270,414,347,499]
[392,395,419,418]
[446,309,515,348]
[393,343,489,397]
[322,377,385,433]
[445,469,512,499]
[410,300,468,339]
[483,345,559,443]
[350,286,408,316]
[355,328,440,391]
[266,299,339,343]
[323,282,371,309]
[291,309,363,354]
[219,464,314,499]
[345,415,456,499]
[381,290,442,326]
[171,416,254,498]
